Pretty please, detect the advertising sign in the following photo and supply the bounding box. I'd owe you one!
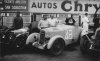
[29,0,100,14]
[0,0,28,11]
[0,0,4,11]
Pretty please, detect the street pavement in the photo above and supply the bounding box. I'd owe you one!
[0,44,100,61]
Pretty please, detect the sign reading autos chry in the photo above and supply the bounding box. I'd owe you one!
[29,0,100,14]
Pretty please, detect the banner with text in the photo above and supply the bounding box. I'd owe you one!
[29,0,100,14]
[0,0,28,11]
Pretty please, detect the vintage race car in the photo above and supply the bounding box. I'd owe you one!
[26,24,82,55]
[80,27,100,54]
[0,27,29,50]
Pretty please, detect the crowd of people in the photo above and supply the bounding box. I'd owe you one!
[38,14,76,30]
[0,12,100,34]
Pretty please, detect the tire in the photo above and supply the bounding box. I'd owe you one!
[14,35,27,50]
[49,38,65,56]
[80,35,90,54]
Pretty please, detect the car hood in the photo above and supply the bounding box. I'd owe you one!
[42,25,76,32]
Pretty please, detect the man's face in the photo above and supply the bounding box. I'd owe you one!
[43,16,47,20]
[68,14,71,18]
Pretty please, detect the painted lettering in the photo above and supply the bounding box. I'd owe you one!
[74,1,82,11]
[84,4,92,11]
[38,2,42,8]
[61,0,100,13]
[31,2,57,9]
[93,4,100,10]
[43,3,46,8]
[53,3,57,9]
[61,0,72,12]
[31,2,37,8]
[48,3,52,8]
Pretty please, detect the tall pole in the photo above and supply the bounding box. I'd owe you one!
[79,15,81,26]
[2,16,3,26]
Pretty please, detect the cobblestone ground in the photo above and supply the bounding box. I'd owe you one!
[0,44,100,61]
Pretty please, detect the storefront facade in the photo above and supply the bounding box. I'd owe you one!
[0,0,100,27]
[29,0,100,26]
[0,0,30,27]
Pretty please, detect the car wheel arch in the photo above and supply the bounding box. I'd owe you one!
[47,35,65,49]
[26,33,40,45]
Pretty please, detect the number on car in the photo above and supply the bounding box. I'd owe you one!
[65,30,73,39]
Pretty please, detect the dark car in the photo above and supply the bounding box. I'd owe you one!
[0,28,29,57]
[80,27,100,54]
[80,9,100,55]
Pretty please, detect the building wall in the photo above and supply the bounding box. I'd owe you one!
[3,13,31,27]
[1,0,100,27]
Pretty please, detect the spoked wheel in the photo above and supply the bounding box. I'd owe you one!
[80,35,91,54]
[15,36,27,50]
[49,38,65,56]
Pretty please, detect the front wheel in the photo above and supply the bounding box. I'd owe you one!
[80,35,91,54]
[49,38,65,56]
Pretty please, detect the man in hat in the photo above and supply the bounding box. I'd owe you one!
[12,11,23,30]
[65,14,75,25]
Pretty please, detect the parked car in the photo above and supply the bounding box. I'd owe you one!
[80,27,100,54]
[0,27,29,56]
[80,9,100,55]
[26,24,82,55]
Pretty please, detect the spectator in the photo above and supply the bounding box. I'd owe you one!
[38,15,49,29]
[47,15,58,27]
[12,11,23,30]
[81,13,89,35]
[65,14,75,25]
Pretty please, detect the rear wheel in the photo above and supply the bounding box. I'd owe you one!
[49,38,65,56]
[80,35,91,54]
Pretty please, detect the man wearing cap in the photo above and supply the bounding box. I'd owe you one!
[65,14,75,25]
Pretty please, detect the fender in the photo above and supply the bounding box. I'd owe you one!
[26,33,40,45]
[47,35,65,49]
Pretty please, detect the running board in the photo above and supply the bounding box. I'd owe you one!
[32,42,46,49]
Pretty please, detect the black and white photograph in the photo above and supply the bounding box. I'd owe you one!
[0,0,100,61]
